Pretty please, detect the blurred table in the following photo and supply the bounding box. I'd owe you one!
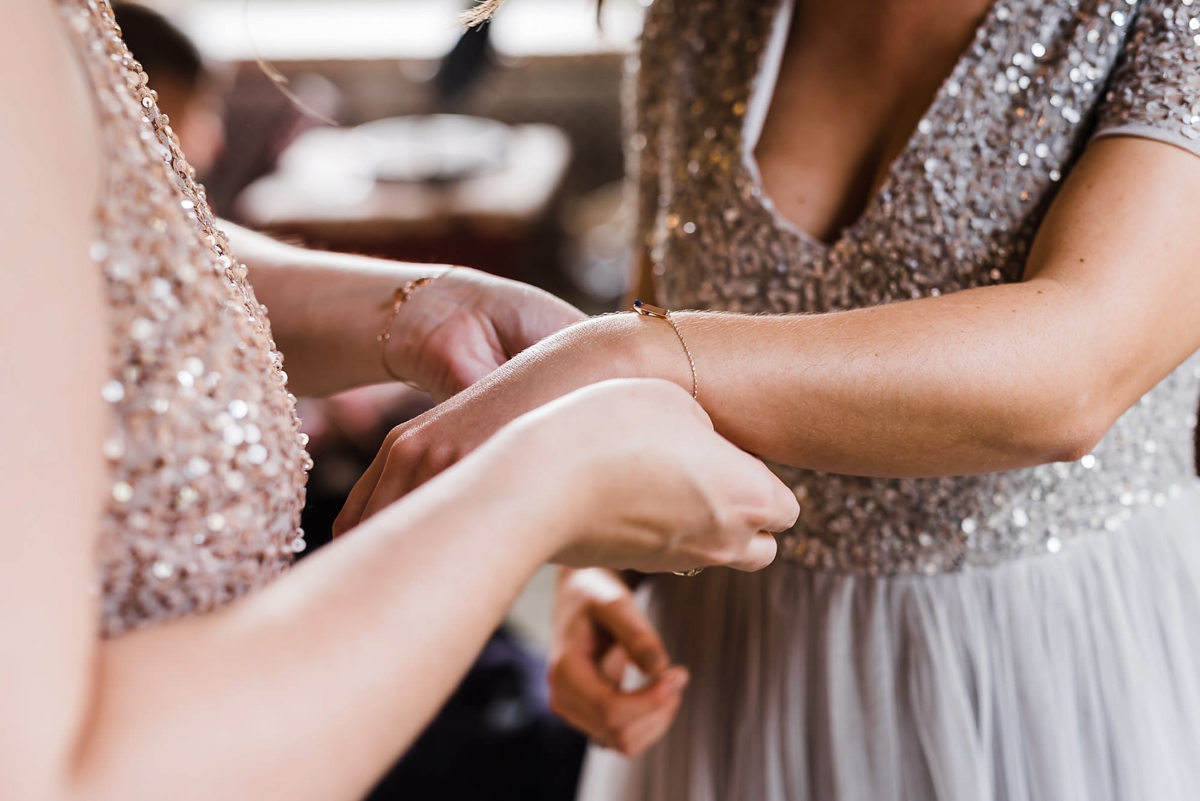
[237,115,571,279]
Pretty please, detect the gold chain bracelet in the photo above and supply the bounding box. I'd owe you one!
[377,269,451,383]
[633,300,704,577]
[632,300,698,401]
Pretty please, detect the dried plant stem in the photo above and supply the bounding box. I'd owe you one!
[461,0,507,27]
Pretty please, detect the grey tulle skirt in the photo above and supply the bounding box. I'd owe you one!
[577,487,1200,801]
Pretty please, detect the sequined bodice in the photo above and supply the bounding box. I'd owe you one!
[62,1,310,635]
[632,0,1200,574]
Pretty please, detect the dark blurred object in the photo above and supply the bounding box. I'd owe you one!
[114,1,203,91]
[112,2,226,175]
[436,20,494,107]
[367,628,587,801]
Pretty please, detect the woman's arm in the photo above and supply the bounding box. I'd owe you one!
[0,10,797,799]
[224,222,584,400]
[336,135,1200,525]
[73,384,791,801]
[659,138,1200,475]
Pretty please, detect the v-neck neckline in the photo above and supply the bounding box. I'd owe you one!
[742,0,1000,253]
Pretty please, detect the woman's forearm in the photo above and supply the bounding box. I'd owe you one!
[494,284,1100,478]
[67,446,569,801]
[222,221,443,397]
[458,262,1191,480]
[664,280,1107,476]
[563,139,1200,478]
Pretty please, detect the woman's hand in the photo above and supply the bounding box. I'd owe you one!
[548,568,685,757]
[386,267,585,402]
[334,314,691,533]
[342,378,799,573]
[225,220,586,399]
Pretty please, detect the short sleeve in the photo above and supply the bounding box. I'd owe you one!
[1092,0,1200,157]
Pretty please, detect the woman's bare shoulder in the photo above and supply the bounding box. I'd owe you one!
[0,0,100,202]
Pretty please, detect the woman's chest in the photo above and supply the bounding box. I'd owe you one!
[754,0,994,244]
[635,0,1135,313]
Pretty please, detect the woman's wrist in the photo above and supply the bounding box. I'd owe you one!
[464,412,595,559]
[235,227,452,396]
[563,311,698,398]
[378,266,456,386]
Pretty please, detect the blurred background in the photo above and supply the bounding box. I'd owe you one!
[115,1,649,798]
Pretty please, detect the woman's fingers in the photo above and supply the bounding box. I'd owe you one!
[332,427,405,537]
[358,433,429,522]
[607,693,684,756]
[550,653,687,742]
[588,598,671,676]
[725,531,781,572]
[721,446,801,535]
[598,643,630,686]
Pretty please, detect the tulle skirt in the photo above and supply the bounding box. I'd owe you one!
[577,486,1200,801]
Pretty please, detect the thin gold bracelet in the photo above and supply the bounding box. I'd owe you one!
[632,300,698,401]
[377,269,451,383]
[632,299,704,578]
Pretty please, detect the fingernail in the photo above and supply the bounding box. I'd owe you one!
[665,669,689,691]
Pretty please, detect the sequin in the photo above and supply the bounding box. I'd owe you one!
[636,0,1200,576]
[63,0,309,638]
[246,444,269,465]
[223,425,245,446]
[101,380,125,403]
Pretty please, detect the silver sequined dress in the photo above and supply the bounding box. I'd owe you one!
[61,0,311,638]
[581,1,1200,799]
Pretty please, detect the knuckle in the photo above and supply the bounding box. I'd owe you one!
[388,432,418,463]
[427,440,459,470]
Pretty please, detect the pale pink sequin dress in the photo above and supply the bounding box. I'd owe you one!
[61,0,311,638]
